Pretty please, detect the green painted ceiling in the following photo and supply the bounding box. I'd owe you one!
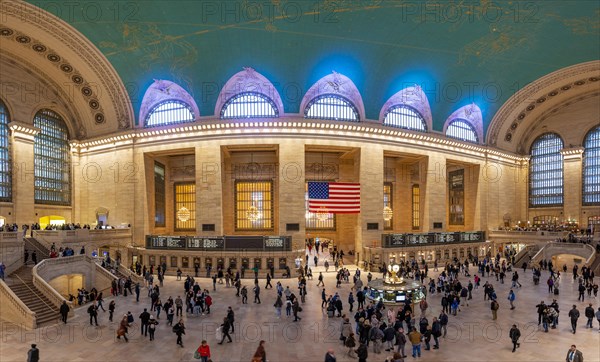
[33,0,600,131]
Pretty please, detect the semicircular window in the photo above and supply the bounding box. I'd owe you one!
[144,100,195,128]
[383,105,427,131]
[220,92,278,119]
[446,119,478,143]
[304,94,359,122]
[583,126,600,205]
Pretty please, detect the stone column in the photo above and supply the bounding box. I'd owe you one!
[422,153,447,231]
[358,146,384,260]
[278,140,306,250]
[9,122,39,224]
[196,144,223,235]
[561,148,584,223]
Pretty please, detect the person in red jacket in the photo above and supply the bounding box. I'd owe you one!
[197,340,211,362]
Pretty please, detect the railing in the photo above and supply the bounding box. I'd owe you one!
[0,278,36,329]
[97,259,144,284]
[0,232,24,243]
[32,258,75,316]
[33,228,132,248]
[92,259,118,295]
[488,230,566,239]
[531,242,596,265]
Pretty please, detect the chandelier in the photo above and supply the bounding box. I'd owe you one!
[246,203,260,222]
[383,206,393,221]
[316,211,329,222]
[176,207,191,222]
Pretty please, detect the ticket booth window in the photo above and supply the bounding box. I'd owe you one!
[217,258,224,270]
[149,256,156,266]
[253,258,262,270]
[229,258,237,269]
[205,258,213,269]
[242,258,250,270]
[171,256,178,268]
[160,256,167,267]
[193,257,200,268]
[278,258,287,270]
[182,257,189,268]
[266,258,274,269]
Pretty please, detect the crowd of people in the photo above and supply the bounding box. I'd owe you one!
[15,242,597,362]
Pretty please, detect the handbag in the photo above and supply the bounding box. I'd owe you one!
[193,351,201,359]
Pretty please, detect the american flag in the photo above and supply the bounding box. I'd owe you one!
[308,182,360,214]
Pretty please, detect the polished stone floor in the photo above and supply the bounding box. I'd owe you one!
[1,256,599,362]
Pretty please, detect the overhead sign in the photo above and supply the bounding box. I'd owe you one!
[381,231,485,248]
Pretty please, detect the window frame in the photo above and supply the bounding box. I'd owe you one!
[583,126,600,206]
[220,92,279,119]
[412,184,420,230]
[33,109,71,206]
[383,182,393,230]
[529,133,564,208]
[174,182,196,231]
[449,169,465,225]
[154,162,166,228]
[445,119,478,143]
[144,99,195,128]
[0,100,11,202]
[234,180,274,231]
[383,104,427,132]
[304,94,360,122]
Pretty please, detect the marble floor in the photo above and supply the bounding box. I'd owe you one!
[1,258,599,362]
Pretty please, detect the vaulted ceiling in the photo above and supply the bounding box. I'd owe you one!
[18,1,600,135]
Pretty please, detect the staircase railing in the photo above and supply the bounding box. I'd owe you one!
[32,259,74,316]
[0,278,36,329]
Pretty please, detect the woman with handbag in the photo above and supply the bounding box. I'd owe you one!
[195,340,211,362]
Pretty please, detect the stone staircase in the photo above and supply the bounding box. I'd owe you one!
[24,237,50,261]
[6,266,60,326]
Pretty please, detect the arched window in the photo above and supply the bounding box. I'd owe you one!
[583,126,600,205]
[34,109,71,205]
[446,119,478,143]
[529,133,563,207]
[0,100,10,202]
[144,100,194,128]
[304,94,359,122]
[383,105,427,131]
[220,92,279,119]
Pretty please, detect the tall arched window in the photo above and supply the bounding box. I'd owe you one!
[144,100,195,128]
[446,119,478,143]
[304,94,359,122]
[583,126,600,205]
[383,105,427,131]
[0,100,10,202]
[529,133,563,207]
[34,109,71,205]
[220,92,278,119]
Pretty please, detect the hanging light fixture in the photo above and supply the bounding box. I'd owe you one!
[246,203,260,222]
[383,206,393,221]
[176,207,191,222]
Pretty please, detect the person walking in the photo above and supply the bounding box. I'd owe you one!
[27,344,39,362]
[565,344,584,362]
[252,340,267,362]
[508,289,516,310]
[196,340,211,362]
[148,315,158,341]
[325,348,337,362]
[87,302,99,326]
[317,272,325,287]
[59,301,70,324]
[116,315,129,342]
[218,317,233,344]
[108,301,115,322]
[139,308,150,336]
[292,298,302,321]
[173,319,185,347]
[253,283,261,304]
[355,342,368,362]
[568,305,580,334]
[227,306,235,333]
[274,295,283,318]
[584,303,594,328]
[509,324,521,352]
